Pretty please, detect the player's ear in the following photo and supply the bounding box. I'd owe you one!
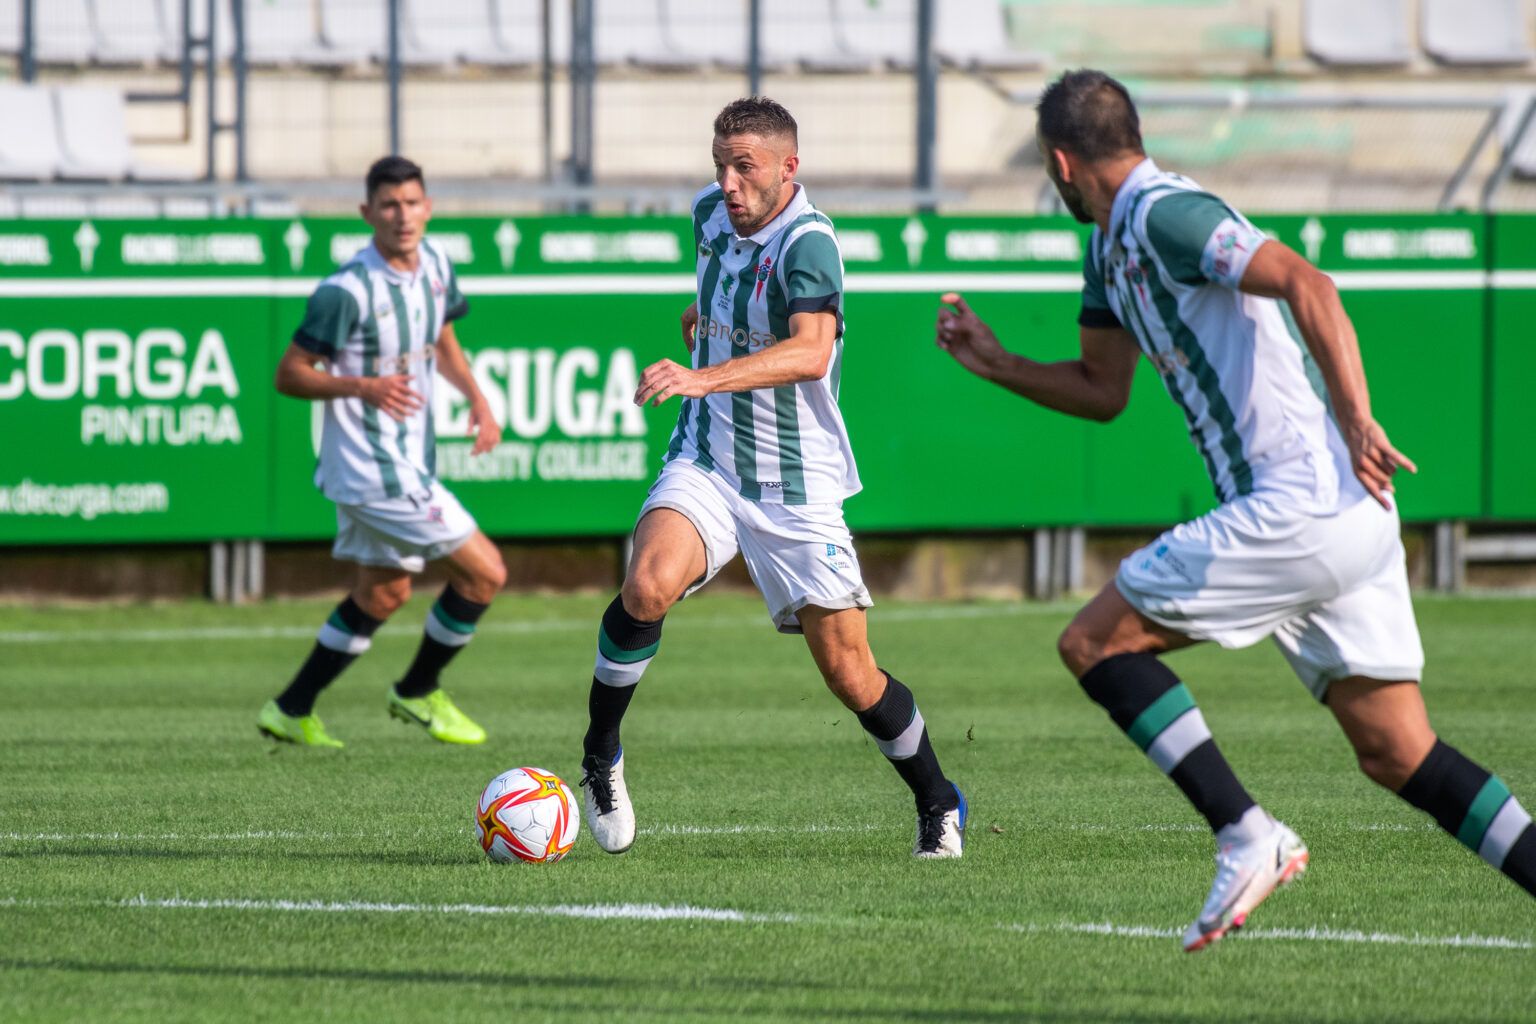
[1052,147,1074,184]
[423,194,434,223]
[782,153,799,182]
[358,201,371,224]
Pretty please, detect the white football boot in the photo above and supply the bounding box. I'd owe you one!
[579,748,635,854]
[1183,818,1308,952]
[913,784,967,859]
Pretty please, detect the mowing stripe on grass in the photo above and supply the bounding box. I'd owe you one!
[0,602,1070,646]
[1004,921,1533,951]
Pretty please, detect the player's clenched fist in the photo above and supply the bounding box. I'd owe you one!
[635,358,709,406]
[935,292,1006,379]
[357,373,424,421]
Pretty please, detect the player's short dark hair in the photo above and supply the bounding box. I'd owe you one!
[365,155,425,199]
[1035,70,1144,162]
[713,96,798,147]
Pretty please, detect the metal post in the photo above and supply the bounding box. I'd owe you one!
[1031,528,1053,600]
[914,0,938,208]
[1482,93,1536,210]
[747,0,761,95]
[570,0,595,206]
[204,0,217,181]
[1440,107,1499,211]
[20,0,36,83]
[209,541,229,603]
[232,0,248,179]
[387,0,402,155]
[540,0,553,184]
[231,540,249,604]
[1433,521,1466,593]
[1066,526,1085,594]
[247,540,265,601]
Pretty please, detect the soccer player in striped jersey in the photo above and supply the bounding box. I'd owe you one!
[257,156,507,748]
[577,97,966,859]
[937,70,1535,949]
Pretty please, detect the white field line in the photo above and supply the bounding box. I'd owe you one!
[0,894,797,924]
[0,893,1526,951]
[0,821,1436,844]
[1005,921,1534,951]
[0,602,1064,645]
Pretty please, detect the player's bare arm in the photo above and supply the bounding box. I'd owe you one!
[935,292,1140,422]
[1238,240,1417,507]
[635,308,836,406]
[680,301,698,352]
[433,322,501,455]
[273,341,423,422]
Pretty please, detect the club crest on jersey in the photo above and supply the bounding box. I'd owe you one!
[375,301,393,319]
[427,505,444,524]
[432,279,445,296]
[698,240,713,258]
[754,256,773,299]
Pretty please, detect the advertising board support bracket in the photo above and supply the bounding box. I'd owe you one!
[1030,527,1083,600]
[209,540,264,603]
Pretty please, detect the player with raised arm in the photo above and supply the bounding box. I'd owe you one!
[936,71,1535,949]
[257,156,506,748]
[575,97,967,858]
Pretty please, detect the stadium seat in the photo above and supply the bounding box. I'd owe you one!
[492,0,571,65]
[1422,0,1532,67]
[54,86,135,180]
[0,0,19,56]
[933,0,1042,71]
[91,0,182,64]
[762,0,876,72]
[661,0,758,72]
[833,0,915,70]
[401,0,530,67]
[317,0,388,64]
[1302,0,1413,67]
[0,83,63,180]
[244,0,334,65]
[595,0,704,70]
[34,0,96,64]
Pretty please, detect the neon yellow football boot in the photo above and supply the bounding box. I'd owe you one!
[387,688,487,745]
[257,700,345,748]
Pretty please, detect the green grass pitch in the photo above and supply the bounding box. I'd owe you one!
[2,592,1533,1022]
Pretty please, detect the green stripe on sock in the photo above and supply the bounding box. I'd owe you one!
[430,602,477,636]
[1127,684,1197,752]
[326,610,354,635]
[1457,777,1513,850]
[597,626,659,665]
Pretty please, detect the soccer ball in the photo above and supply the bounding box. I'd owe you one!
[476,766,580,863]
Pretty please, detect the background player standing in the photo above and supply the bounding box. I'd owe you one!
[258,156,507,748]
[576,97,967,858]
[936,70,1535,949]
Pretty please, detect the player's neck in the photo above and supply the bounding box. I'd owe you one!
[377,244,420,274]
[1087,153,1149,231]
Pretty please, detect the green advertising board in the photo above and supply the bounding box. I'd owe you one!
[0,210,1518,545]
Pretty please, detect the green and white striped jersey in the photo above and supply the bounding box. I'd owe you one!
[1081,159,1361,514]
[664,182,860,505]
[293,239,468,505]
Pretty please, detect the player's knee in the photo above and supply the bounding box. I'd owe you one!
[1352,736,1425,791]
[1057,622,1102,679]
[621,571,676,622]
[479,550,508,594]
[360,578,411,619]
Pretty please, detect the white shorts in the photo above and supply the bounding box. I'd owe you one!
[640,461,872,634]
[333,482,477,573]
[1115,491,1425,701]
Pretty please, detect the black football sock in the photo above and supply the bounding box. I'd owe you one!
[395,586,490,698]
[1399,739,1536,897]
[275,596,382,716]
[856,672,958,812]
[1079,652,1256,833]
[583,594,664,763]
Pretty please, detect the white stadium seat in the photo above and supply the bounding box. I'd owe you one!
[0,84,63,179]
[833,0,915,71]
[35,0,96,64]
[54,85,135,180]
[0,0,20,56]
[1422,0,1532,67]
[662,0,757,72]
[317,0,388,64]
[1303,0,1413,67]
[761,0,875,72]
[402,0,530,67]
[492,0,571,65]
[243,0,334,65]
[595,0,703,70]
[91,0,181,64]
[934,0,1041,71]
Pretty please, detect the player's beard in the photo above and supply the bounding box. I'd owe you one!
[1054,178,1093,225]
[731,180,783,236]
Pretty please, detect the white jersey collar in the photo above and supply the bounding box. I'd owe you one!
[1108,158,1161,239]
[736,182,809,247]
[365,239,424,285]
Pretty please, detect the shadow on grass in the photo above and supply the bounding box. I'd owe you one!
[0,957,1225,1023]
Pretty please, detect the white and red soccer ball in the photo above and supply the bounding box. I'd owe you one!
[476,767,580,863]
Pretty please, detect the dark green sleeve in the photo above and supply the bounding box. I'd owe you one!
[444,264,469,322]
[1078,231,1120,329]
[784,230,845,337]
[293,283,359,358]
[1143,191,1263,287]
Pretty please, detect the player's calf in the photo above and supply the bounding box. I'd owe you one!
[272,595,383,718]
[856,671,965,857]
[1398,739,1536,897]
